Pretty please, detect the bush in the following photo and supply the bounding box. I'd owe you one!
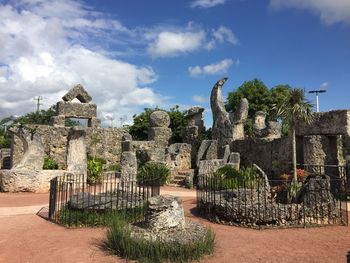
[105,217,215,263]
[108,163,122,172]
[207,165,261,190]
[87,157,105,184]
[137,162,170,185]
[43,157,59,170]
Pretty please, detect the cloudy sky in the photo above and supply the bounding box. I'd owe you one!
[0,0,349,126]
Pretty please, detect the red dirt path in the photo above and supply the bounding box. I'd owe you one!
[0,188,349,263]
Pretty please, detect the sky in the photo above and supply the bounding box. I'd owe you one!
[0,0,349,127]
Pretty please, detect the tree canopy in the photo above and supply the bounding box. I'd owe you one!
[129,106,188,143]
[225,79,291,136]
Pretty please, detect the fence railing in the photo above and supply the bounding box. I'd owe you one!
[196,173,348,229]
[48,172,160,227]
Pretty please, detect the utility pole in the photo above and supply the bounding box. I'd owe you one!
[308,90,326,112]
[34,96,43,112]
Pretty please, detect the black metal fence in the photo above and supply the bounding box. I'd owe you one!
[48,172,160,227]
[197,171,348,229]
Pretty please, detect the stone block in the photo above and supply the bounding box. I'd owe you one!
[62,84,92,103]
[148,127,172,147]
[56,101,97,119]
[198,159,224,176]
[121,151,137,182]
[150,111,170,127]
[88,117,101,128]
[51,115,65,127]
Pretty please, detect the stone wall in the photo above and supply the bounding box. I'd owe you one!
[296,110,350,136]
[11,125,127,169]
[231,137,292,179]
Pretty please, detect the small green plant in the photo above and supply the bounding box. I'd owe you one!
[108,163,122,172]
[104,217,215,263]
[287,180,303,203]
[43,156,59,170]
[137,162,170,185]
[87,157,105,184]
[216,165,240,179]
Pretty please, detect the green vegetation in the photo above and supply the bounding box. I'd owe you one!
[105,216,215,263]
[58,205,147,227]
[129,106,188,143]
[87,157,105,184]
[108,163,122,172]
[274,88,313,182]
[137,162,170,186]
[43,157,59,170]
[225,79,291,136]
[207,165,262,190]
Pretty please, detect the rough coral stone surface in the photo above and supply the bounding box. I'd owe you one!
[149,111,170,127]
[62,84,92,103]
[145,195,185,231]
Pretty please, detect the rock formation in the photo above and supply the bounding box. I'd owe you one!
[210,78,248,155]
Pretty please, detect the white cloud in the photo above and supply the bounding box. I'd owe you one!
[320,82,328,89]
[206,26,238,50]
[190,0,226,8]
[189,59,233,77]
[270,0,350,25]
[147,30,205,57]
[0,0,168,126]
[192,95,207,103]
[147,25,237,57]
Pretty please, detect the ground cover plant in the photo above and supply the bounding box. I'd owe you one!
[104,216,215,263]
[137,162,170,185]
[43,156,59,170]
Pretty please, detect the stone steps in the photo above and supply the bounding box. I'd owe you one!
[168,169,194,188]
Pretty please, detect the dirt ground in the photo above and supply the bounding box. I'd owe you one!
[0,188,349,263]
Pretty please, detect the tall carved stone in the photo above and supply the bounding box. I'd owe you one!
[8,126,45,170]
[67,127,87,174]
[210,78,248,155]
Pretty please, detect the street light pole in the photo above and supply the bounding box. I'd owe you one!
[308,89,326,112]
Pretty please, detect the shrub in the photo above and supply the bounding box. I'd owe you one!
[207,165,261,190]
[108,163,122,172]
[137,162,170,185]
[87,157,105,184]
[43,157,59,170]
[105,217,215,263]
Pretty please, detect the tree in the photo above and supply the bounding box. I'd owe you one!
[274,88,313,182]
[129,106,188,143]
[226,79,291,136]
[16,105,79,126]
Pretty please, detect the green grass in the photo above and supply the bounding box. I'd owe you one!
[104,217,215,263]
[57,204,148,227]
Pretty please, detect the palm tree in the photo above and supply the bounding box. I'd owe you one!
[274,88,313,182]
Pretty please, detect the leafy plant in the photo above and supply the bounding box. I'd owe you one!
[87,157,105,184]
[108,163,122,172]
[137,162,170,185]
[287,180,303,203]
[104,216,215,263]
[43,157,59,170]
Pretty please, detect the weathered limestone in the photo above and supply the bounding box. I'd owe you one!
[148,111,172,148]
[149,111,171,127]
[0,170,67,193]
[145,196,185,231]
[0,148,11,169]
[66,127,87,174]
[228,152,240,170]
[198,159,225,176]
[253,111,281,140]
[56,102,97,120]
[183,106,205,167]
[185,106,205,133]
[196,140,218,167]
[8,126,45,170]
[167,143,192,170]
[210,78,248,155]
[62,84,92,103]
[121,151,137,182]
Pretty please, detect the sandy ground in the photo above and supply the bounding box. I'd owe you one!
[0,187,349,263]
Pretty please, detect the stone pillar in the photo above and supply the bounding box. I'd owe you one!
[67,127,87,175]
[88,117,101,128]
[148,111,172,147]
[121,151,137,182]
[51,115,65,127]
